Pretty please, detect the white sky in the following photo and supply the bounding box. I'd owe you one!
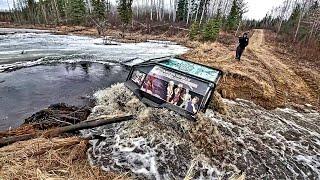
[243,0,285,20]
[0,0,286,20]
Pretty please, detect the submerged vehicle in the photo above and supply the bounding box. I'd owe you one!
[124,56,223,120]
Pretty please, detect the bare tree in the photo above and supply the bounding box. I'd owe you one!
[277,0,292,35]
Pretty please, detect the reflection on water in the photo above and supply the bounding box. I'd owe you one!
[0,63,128,131]
[0,30,188,131]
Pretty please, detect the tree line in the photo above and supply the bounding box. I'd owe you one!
[1,0,318,45]
[254,0,319,60]
[1,0,247,41]
[259,0,319,44]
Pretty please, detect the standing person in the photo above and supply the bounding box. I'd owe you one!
[235,32,249,60]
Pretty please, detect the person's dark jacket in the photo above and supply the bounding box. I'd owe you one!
[239,36,249,48]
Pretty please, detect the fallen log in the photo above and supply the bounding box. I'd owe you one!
[68,27,88,33]
[0,114,134,147]
[44,114,134,137]
[0,133,37,147]
[169,26,190,31]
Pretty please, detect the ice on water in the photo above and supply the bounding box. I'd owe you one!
[0,30,188,72]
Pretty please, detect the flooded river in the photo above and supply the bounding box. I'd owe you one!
[0,28,188,130]
[82,84,320,179]
[0,28,319,179]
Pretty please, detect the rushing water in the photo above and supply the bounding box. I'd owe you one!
[0,28,188,130]
[1,28,319,179]
[82,84,320,179]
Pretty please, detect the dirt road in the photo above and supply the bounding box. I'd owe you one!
[185,29,320,109]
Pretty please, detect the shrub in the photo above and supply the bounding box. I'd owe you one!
[202,19,221,41]
[189,21,200,40]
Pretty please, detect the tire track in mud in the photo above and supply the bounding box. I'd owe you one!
[246,30,286,107]
[291,68,320,106]
[184,29,319,109]
[245,29,317,108]
[268,47,320,107]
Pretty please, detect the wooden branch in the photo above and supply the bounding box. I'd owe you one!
[169,26,190,31]
[0,114,134,147]
[150,23,170,28]
[133,20,148,28]
[49,117,73,126]
[0,133,37,147]
[57,115,80,122]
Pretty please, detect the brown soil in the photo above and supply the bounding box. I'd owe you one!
[184,29,320,110]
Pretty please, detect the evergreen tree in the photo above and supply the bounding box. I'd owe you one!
[176,0,188,21]
[226,0,240,30]
[57,0,66,20]
[189,21,200,40]
[197,0,208,23]
[92,0,106,21]
[117,0,133,25]
[92,0,107,35]
[282,4,301,34]
[117,0,133,36]
[190,0,198,19]
[27,0,36,24]
[68,0,86,24]
[202,18,221,41]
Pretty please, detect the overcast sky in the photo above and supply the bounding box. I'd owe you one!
[0,0,285,20]
[243,0,285,20]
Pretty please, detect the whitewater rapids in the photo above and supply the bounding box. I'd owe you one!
[82,83,320,179]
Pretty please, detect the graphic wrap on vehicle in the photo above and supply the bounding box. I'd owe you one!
[160,58,220,82]
[140,66,207,114]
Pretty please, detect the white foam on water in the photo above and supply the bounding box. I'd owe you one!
[295,155,320,178]
[82,83,228,179]
[83,84,320,179]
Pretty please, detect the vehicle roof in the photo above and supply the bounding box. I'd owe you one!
[136,56,223,84]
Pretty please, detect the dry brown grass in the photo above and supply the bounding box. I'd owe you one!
[0,125,37,138]
[2,24,318,109]
[184,29,320,110]
[189,113,229,158]
[0,23,198,47]
[0,137,128,180]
